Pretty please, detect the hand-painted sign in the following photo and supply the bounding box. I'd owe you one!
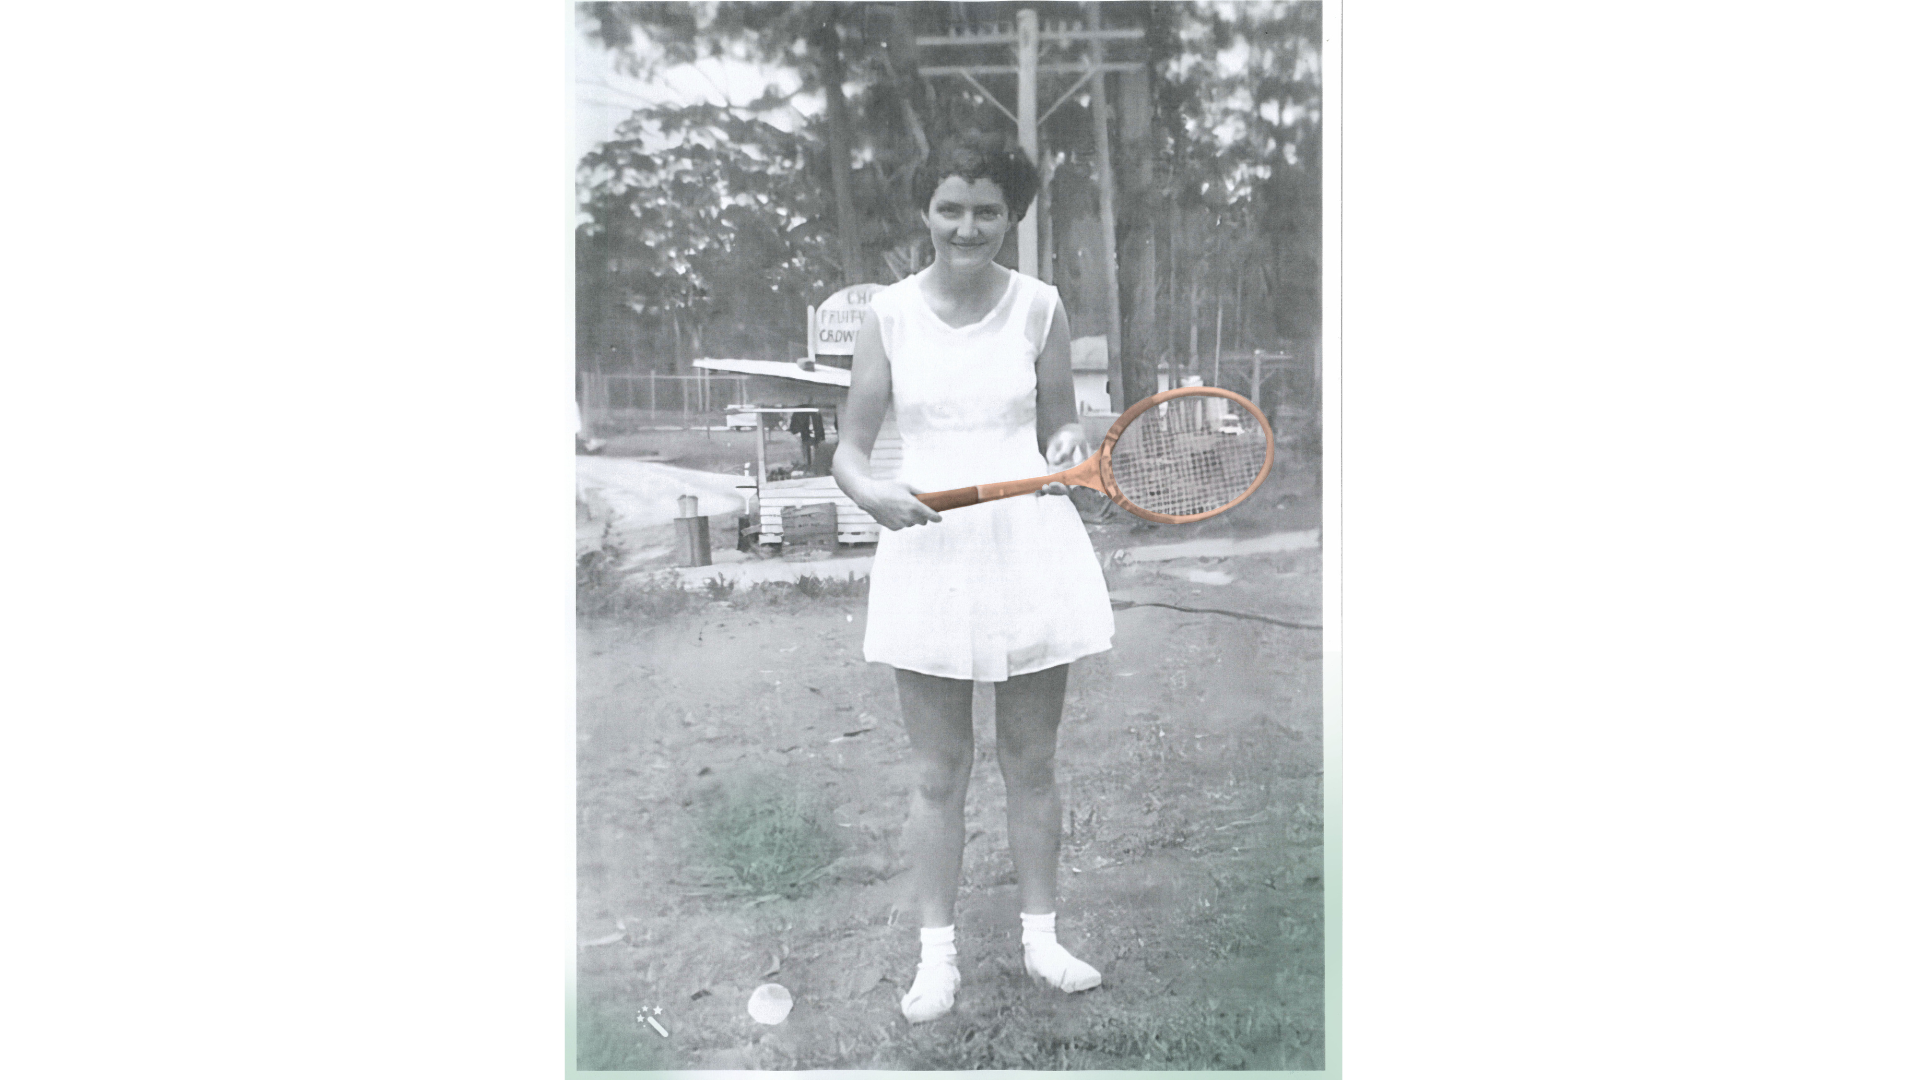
[811,283,882,355]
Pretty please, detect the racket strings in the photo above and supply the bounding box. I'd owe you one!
[1109,396,1267,517]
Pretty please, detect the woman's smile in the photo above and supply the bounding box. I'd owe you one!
[924,175,1012,265]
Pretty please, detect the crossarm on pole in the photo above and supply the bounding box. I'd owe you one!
[1039,67,1097,126]
[955,70,1018,125]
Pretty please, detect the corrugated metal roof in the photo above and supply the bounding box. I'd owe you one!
[692,358,852,387]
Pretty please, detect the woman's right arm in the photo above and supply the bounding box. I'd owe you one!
[832,310,943,530]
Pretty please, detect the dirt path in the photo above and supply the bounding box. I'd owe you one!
[575,550,1325,1070]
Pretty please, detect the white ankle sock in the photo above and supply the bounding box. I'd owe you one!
[901,925,960,1023]
[919,924,957,965]
[1019,910,1059,947]
[1020,911,1101,993]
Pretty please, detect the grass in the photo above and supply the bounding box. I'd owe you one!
[693,771,842,900]
[574,555,1326,1072]
[576,757,1325,1071]
[876,996,1324,1071]
[578,568,870,624]
[577,521,704,621]
[577,568,701,622]
[788,571,869,600]
[576,997,673,1072]
[577,881,1324,1071]
[575,522,630,617]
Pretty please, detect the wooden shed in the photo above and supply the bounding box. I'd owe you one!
[692,358,903,546]
[753,432,899,544]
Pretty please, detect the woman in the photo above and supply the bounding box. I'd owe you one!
[833,133,1115,1024]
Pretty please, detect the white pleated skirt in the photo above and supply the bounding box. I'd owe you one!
[863,493,1114,682]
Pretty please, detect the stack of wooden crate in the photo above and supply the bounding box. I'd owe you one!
[780,502,839,556]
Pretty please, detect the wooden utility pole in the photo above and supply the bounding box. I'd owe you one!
[1168,208,1179,378]
[1235,274,1245,350]
[814,16,863,286]
[1037,132,1055,283]
[1188,280,1200,382]
[916,10,1146,359]
[1213,298,1224,386]
[1088,21,1125,412]
[1313,338,1321,409]
[1117,68,1157,407]
[1015,10,1038,277]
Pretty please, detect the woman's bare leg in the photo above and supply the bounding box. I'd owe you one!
[994,664,1069,915]
[895,669,975,928]
[996,663,1101,992]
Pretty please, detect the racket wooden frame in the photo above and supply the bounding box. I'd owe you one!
[916,385,1275,523]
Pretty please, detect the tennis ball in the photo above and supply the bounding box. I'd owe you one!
[748,983,793,1025]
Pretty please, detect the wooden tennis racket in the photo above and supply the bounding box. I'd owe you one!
[915,386,1275,523]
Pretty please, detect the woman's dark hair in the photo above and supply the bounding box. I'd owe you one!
[912,132,1040,221]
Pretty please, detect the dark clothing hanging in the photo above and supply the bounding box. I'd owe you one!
[787,411,826,443]
[787,410,825,468]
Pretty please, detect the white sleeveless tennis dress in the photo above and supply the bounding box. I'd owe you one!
[861,269,1115,681]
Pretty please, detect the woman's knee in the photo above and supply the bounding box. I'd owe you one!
[912,753,972,805]
[996,745,1057,797]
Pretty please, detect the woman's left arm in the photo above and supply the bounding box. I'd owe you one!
[1034,304,1087,492]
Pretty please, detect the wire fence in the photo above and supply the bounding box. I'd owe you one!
[579,361,1315,439]
[1176,352,1320,465]
[1201,352,1319,425]
[579,372,751,433]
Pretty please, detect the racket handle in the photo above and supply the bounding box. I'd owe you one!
[918,468,1084,512]
[917,486,981,512]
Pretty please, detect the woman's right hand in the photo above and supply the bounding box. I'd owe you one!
[853,478,943,531]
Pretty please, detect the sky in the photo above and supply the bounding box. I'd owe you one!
[572,17,814,167]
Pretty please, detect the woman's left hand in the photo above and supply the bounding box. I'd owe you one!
[1039,424,1090,497]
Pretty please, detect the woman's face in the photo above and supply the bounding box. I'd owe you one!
[923,175,1012,269]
